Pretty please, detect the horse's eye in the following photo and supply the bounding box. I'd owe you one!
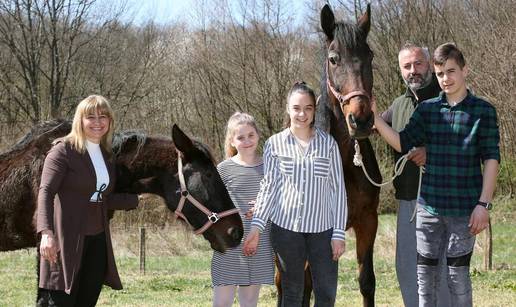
[329,54,339,65]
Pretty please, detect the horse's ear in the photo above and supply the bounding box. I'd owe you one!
[357,3,371,36]
[172,124,194,154]
[320,4,335,41]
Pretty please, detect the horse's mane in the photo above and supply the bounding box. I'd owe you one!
[112,130,147,158]
[192,140,217,164]
[333,21,371,54]
[0,119,71,160]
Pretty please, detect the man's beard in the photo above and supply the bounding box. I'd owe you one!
[405,70,432,91]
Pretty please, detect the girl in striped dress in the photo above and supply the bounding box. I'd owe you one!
[212,112,275,307]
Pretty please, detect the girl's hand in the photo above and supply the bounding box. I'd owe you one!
[243,228,260,256]
[331,239,346,261]
[40,230,58,264]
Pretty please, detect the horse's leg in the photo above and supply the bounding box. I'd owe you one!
[301,262,312,307]
[275,256,313,307]
[354,212,378,307]
[275,256,282,307]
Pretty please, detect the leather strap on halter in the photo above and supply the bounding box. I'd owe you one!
[326,60,370,105]
[174,149,239,235]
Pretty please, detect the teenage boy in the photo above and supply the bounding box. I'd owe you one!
[373,43,500,307]
[382,42,450,307]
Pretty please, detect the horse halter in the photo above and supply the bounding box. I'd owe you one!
[174,150,240,235]
[326,59,370,106]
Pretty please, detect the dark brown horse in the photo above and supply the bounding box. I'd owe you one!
[320,4,380,306]
[280,4,381,307]
[0,119,243,253]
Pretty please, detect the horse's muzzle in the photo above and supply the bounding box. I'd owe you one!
[348,113,374,139]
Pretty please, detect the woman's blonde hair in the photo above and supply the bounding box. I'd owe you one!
[223,112,260,158]
[63,95,115,156]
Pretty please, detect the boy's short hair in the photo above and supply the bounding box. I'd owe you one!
[433,43,466,68]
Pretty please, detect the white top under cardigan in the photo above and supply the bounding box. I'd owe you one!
[86,140,110,202]
[251,128,348,241]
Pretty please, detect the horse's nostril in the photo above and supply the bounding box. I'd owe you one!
[348,114,358,129]
[227,226,242,241]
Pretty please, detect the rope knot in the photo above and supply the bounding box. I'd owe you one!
[353,140,363,167]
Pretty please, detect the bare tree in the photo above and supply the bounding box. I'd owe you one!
[0,0,125,122]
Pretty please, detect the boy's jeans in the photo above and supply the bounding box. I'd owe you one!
[270,224,338,307]
[416,205,476,307]
[396,199,450,307]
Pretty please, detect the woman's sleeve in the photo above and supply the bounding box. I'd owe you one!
[103,166,139,210]
[36,143,68,234]
[329,141,347,241]
[104,193,139,210]
[251,140,280,232]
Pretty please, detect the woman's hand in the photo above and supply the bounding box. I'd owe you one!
[331,239,346,261]
[40,230,58,264]
[242,228,260,256]
[137,194,145,204]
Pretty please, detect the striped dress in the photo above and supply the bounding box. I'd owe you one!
[211,158,275,286]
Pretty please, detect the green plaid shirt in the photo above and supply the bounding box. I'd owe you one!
[399,91,500,216]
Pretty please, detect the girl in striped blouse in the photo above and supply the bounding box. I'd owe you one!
[212,112,274,307]
[243,82,347,306]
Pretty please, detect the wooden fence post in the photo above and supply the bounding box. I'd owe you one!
[140,226,146,274]
[483,219,492,271]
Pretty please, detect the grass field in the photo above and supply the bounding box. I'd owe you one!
[1,212,515,306]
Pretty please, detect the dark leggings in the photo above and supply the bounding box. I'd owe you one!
[271,224,338,307]
[37,232,107,307]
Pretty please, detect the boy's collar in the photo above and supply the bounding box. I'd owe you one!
[439,89,473,106]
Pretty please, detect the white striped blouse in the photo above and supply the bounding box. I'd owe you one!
[251,128,348,240]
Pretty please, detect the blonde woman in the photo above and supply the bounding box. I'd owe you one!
[37,95,141,306]
[212,112,274,307]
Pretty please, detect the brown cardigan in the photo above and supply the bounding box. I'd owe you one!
[37,141,138,294]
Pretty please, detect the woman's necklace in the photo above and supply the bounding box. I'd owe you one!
[291,129,313,155]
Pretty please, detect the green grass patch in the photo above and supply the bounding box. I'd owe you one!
[1,215,514,306]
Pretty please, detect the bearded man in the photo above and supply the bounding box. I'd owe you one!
[381,43,450,307]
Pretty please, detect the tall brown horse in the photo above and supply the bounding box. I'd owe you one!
[0,120,243,253]
[315,4,381,307]
[275,5,380,306]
